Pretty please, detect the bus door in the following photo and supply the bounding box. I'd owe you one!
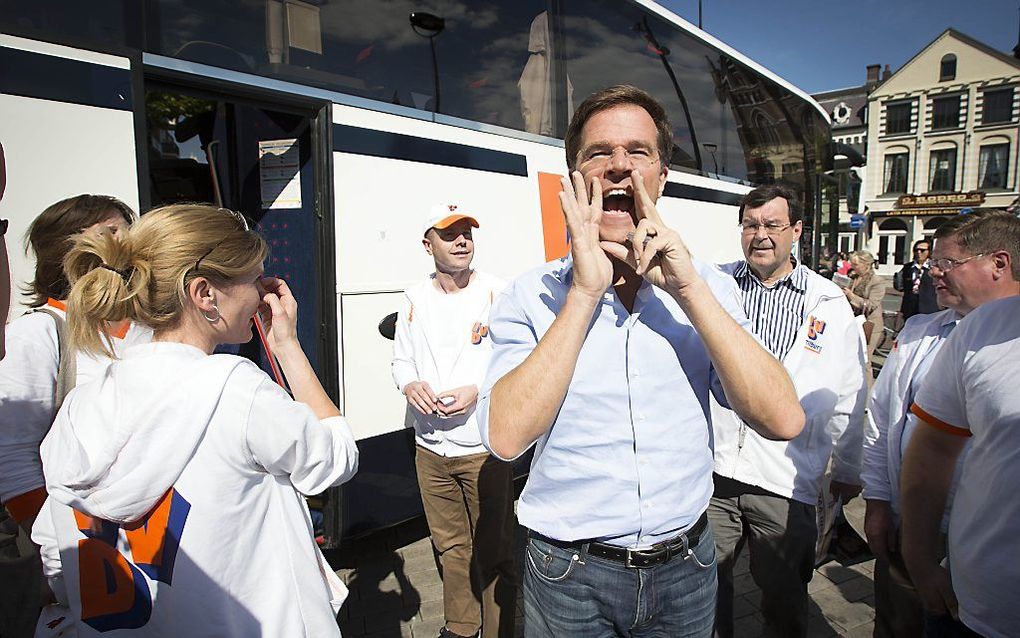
[142,83,342,543]
[0,34,141,317]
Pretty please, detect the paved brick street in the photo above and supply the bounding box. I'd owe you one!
[331,498,876,638]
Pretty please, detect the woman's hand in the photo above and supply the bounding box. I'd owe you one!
[258,276,299,351]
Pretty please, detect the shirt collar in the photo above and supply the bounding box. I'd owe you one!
[735,258,807,294]
[941,309,963,328]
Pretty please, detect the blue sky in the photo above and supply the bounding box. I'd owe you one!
[657,0,1020,94]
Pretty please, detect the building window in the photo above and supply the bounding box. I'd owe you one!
[939,54,957,81]
[931,95,961,130]
[878,218,909,267]
[979,143,1010,190]
[883,152,910,194]
[929,148,957,192]
[982,87,1015,124]
[886,102,912,134]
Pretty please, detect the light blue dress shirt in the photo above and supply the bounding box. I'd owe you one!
[477,257,752,547]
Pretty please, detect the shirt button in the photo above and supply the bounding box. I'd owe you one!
[644,502,653,509]
[631,369,640,378]
[637,414,646,422]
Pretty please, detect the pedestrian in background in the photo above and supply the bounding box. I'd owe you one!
[32,204,358,637]
[894,239,938,320]
[844,250,886,360]
[865,212,1020,637]
[392,204,516,638]
[711,184,868,638]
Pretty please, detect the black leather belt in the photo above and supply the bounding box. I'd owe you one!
[531,512,709,569]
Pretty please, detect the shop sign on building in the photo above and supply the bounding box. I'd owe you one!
[895,192,986,209]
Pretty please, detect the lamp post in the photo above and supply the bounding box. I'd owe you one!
[409,12,445,115]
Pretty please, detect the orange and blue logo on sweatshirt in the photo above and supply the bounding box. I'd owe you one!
[75,488,190,631]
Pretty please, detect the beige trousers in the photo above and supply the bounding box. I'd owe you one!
[415,446,517,638]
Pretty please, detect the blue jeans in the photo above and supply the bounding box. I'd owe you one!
[522,524,717,637]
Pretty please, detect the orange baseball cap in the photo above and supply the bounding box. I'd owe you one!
[423,203,479,236]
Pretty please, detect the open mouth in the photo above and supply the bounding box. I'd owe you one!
[603,188,634,217]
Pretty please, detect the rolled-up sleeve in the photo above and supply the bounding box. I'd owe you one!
[476,288,537,460]
[245,379,359,495]
[701,264,754,409]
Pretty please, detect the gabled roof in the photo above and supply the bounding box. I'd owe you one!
[890,28,1020,80]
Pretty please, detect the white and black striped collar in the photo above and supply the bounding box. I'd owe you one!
[733,259,808,294]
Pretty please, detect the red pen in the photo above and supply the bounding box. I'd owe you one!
[253,311,287,389]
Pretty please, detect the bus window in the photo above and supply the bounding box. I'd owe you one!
[0,0,132,52]
[147,1,558,136]
[560,0,828,189]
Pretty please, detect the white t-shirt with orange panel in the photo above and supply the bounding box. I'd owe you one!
[0,300,151,523]
[911,295,1020,638]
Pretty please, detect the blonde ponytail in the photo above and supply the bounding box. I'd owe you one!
[65,233,148,357]
[64,204,267,357]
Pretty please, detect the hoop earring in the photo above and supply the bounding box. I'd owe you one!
[202,304,221,323]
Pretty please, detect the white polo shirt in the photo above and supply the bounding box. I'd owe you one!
[912,296,1020,638]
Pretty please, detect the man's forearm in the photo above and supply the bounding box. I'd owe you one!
[672,279,804,440]
[900,425,965,573]
[487,289,599,458]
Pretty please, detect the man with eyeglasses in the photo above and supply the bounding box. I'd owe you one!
[477,86,805,637]
[894,240,938,320]
[863,210,1020,637]
[709,183,868,637]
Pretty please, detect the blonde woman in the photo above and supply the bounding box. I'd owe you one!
[844,250,887,359]
[31,205,358,637]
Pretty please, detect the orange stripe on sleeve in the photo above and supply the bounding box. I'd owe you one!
[4,487,47,523]
[910,403,972,437]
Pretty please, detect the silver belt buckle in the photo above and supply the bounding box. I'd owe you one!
[677,532,691,561]
[624,548,640,569]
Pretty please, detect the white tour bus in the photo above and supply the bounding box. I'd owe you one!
[0,0,830,545]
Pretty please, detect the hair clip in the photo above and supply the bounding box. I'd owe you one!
[99,263,131,282]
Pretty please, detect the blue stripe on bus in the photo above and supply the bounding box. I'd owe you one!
[332,124,528,177]
[662,182,744,205]
[0,46,132,111]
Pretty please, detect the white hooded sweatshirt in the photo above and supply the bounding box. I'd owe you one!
[32,342,359,637]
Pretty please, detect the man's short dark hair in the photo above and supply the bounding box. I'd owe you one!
[934,210,1020,280]
[564,85,674,171]
[912,238,931,251]
[737,184,802,225]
